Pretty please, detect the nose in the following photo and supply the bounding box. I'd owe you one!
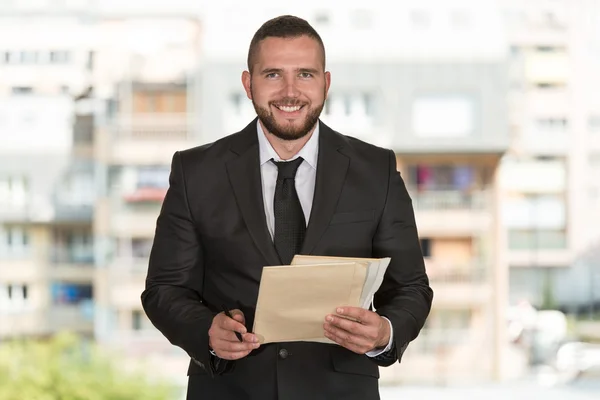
[283,76,300,98]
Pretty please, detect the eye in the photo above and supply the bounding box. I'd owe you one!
[266,72,279,79]
[299,72,313,78]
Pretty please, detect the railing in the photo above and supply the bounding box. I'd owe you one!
[508,230,567,250]
[108,256,149,274]
[49,246,94,265]
[427,266,489,284]
[410,328,472,353]
[109,113,190,140]
[407,188,490,211]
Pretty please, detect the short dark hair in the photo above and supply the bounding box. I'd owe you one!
[247,15,326,73]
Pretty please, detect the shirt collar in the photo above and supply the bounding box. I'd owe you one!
[257,119,319,170]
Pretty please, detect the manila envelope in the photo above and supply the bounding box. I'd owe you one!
[252,262,367,344]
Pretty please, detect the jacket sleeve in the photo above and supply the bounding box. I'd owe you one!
[371,149,434,366]
[141,151,220,375]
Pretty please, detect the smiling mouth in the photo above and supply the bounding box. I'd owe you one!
[273,104,304,113]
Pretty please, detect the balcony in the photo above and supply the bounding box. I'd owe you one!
[0,304,93,337]
[408,189,493,236]
[381,328,496,384]
[48,246,95,282]
[46,303,94,333]
[109,192,163,237]
[102,113,195,165]
[516,129,568,156]
[426,264,492,306]
[507,229,571,267]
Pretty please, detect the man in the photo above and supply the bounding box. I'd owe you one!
[142,15,433,400]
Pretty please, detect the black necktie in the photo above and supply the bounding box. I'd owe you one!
[271,157,306,265]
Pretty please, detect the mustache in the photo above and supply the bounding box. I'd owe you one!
[270,98,306,107]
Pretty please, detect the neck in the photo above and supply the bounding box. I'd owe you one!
[261,121,317,161]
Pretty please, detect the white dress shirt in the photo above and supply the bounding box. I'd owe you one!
[256,120,394,357]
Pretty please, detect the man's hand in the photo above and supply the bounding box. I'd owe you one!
[323,307,391,354]
[208,309,260,360]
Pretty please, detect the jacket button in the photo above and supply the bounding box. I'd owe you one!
[278,348,289,359]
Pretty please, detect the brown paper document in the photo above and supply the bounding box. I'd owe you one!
[291,255,391,310]
[252,262,367,344]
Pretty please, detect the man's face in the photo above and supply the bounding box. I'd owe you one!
[242,35,331,141]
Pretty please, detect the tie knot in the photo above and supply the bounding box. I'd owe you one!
[272,157,304,179]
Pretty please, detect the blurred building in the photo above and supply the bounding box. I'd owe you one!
[0,10,96,340]
[0,5,201,391]
[499,0,600,311]
[198,0,512,384]
[90,15,202,390]
[5,0,600,389]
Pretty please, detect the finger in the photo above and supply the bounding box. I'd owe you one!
[323,321,370,346]
[229,309,246,324]
[325,315,374,339]
[218,313,247,335]
[242,332,260,344]
[324,329,370,355]
[334,307,373,325]
[216,349,253,360]
[213,337,259,353]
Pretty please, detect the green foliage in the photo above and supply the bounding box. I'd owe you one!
[0,332,175,400]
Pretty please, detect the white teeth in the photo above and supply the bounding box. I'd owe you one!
[277,105,301,112]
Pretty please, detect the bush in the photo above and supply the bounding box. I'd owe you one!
[0,332,175,400]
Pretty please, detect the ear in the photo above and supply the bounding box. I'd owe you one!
[242,71,252,100]
[324,71,332,99]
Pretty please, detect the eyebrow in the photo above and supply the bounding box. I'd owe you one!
[260,67,321,75]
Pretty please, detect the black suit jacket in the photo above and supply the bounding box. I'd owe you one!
[141,119,433,400]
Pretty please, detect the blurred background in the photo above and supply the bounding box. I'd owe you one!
[0,0,599,399]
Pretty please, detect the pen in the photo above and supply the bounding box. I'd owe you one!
[222,304,244,342]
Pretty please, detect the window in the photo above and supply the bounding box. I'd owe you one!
[50,283,93,305]
[137,166,170,189]
[503,194,566,229]
[0,176,28,206]
[412,95,475,138]
[230,92,243,115]
[508,229,567,250]
[146,96,157,112]
[420,238,432,258]
[87,51,95,71]
[1,226,30,258]
[131,238,153,259]
[425,309,472,330]
[52,228,93,264]
[49,51,70,64]
[589,115,600,133]
[20,51,38,63]
[535,118,568,132]
[325,93,374,119]
[0,283,30,311]
[132,310,143,330]
[314,12,330,25]
[11,86,33,95]
[406,164,484,191]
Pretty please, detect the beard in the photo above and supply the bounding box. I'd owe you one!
[251,89,326,141]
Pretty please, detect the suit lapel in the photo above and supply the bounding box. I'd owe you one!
[301,121,350,255]
[226,119,281,266]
